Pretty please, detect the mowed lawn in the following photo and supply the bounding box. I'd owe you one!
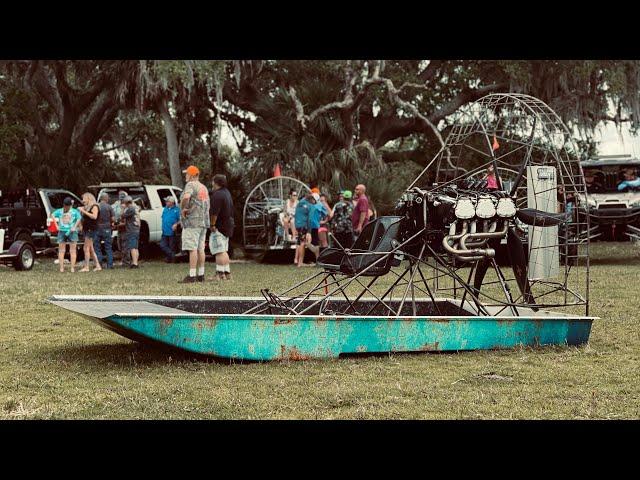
[1,243,639,419]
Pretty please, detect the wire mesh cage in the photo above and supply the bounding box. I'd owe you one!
[419,93,590,315]
[245,94,590,318]
[243,176,311,251]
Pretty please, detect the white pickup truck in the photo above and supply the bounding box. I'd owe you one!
[92,182,183,250]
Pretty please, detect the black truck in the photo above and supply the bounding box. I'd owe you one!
[0,187,82,270]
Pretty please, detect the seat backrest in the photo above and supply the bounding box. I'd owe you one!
[341,216,403,276]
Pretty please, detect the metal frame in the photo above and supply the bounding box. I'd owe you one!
[243,176,311,251]
[245,94,590,318]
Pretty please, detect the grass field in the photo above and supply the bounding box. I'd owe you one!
[1,243,639,419]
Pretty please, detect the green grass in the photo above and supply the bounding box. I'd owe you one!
[1,243,639,419]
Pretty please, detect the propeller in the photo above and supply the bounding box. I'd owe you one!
[506,227,536,305]
[472,237,501,295]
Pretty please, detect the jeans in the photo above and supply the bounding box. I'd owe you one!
[95,228,113,268]
[160,234,176,260]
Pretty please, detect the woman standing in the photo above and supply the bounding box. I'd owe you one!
[284,189,299,242]
[318,193,333,249]
[284,189,300,264]
[79,192,102,272]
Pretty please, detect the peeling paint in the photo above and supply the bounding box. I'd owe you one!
[274,318,293,325]
[419,342,440,351]
[279,345,311,361]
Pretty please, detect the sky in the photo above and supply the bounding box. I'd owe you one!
[593,123,640,158]
[219,121,640,159]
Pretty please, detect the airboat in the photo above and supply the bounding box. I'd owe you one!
[242,175,311,261]
[49,94,595,360]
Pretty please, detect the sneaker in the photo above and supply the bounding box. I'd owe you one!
[178,276,197,283]
[197,275,205,282]
[216,272,226,281]
[224,272,233,280]
[130,264,139,269]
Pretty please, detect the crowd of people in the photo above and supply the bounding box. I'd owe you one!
[50,169,379,276]
[51,191,141,273]
[282,183,375,267]
[50,165,235,283]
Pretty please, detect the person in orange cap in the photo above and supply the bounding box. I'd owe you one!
[179,165,210,283]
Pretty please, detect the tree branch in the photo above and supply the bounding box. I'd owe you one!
[418,60,443,83]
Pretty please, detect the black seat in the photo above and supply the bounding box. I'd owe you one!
[316,247,345,271]
[516,208,567,227]
[341,216,403,276]
[317,216,404,276]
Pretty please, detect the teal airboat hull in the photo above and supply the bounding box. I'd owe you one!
[48,295,594,360]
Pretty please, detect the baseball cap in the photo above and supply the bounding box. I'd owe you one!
[311,192,320,202]
[342,190,353,199]
[63,197,73,206]
[310,187,320,194]
[123,195,133,203]
[182,165,200,176]
[164,196,175,203]
[118,191,127,200]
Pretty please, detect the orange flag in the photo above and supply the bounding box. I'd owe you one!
[273,163,282,177]
[492,134,500,151]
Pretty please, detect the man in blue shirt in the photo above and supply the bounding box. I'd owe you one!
[294,192,320,267]
[309,192,328,250]
[160,196,181,263]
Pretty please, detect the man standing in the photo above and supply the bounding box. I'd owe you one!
[351,184,370,239]
[331,190,354,249]
[51,197,82,273]
[209,174,234,280]
[179,165,210,283]
[119,196,140,268]
[112,191,127,263]
[294,192,319,267]
[310,192,327,254]
[160,196,180,263]
[95,192,115,269]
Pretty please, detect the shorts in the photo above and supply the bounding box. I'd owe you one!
[127,232,140,250]
[182,227,207,251]
[296,228,309,245]
[57,230,79,244]
[84,229,97,241]
[311,228,319,246]
[318,226,328,233]
[209,231,229,255]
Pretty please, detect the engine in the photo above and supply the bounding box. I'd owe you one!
[396,185,517,262]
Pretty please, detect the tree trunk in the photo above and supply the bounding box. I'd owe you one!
[159,98,183,188]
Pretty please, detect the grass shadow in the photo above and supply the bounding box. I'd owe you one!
[39,341,249,367]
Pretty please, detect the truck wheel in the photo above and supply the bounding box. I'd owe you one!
[15,232,32,243]
[13,242,36,271]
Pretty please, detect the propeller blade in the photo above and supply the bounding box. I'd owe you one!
[473,258,491,295]
[506,227,536,305]
[516,208,566,227]
[472,237,501,294]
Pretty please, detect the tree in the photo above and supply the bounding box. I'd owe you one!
[0,60,139,191]
[216,60,640,212]
[135,60,226,187]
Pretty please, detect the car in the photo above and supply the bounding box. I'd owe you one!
[90,182,183,252]
[576,155,640,242]
[0,187,83,270]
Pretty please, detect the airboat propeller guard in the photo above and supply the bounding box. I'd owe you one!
[246,93,591,319]
[243,176,311,253]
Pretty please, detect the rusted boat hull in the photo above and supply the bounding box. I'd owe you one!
[48,295,594,360]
